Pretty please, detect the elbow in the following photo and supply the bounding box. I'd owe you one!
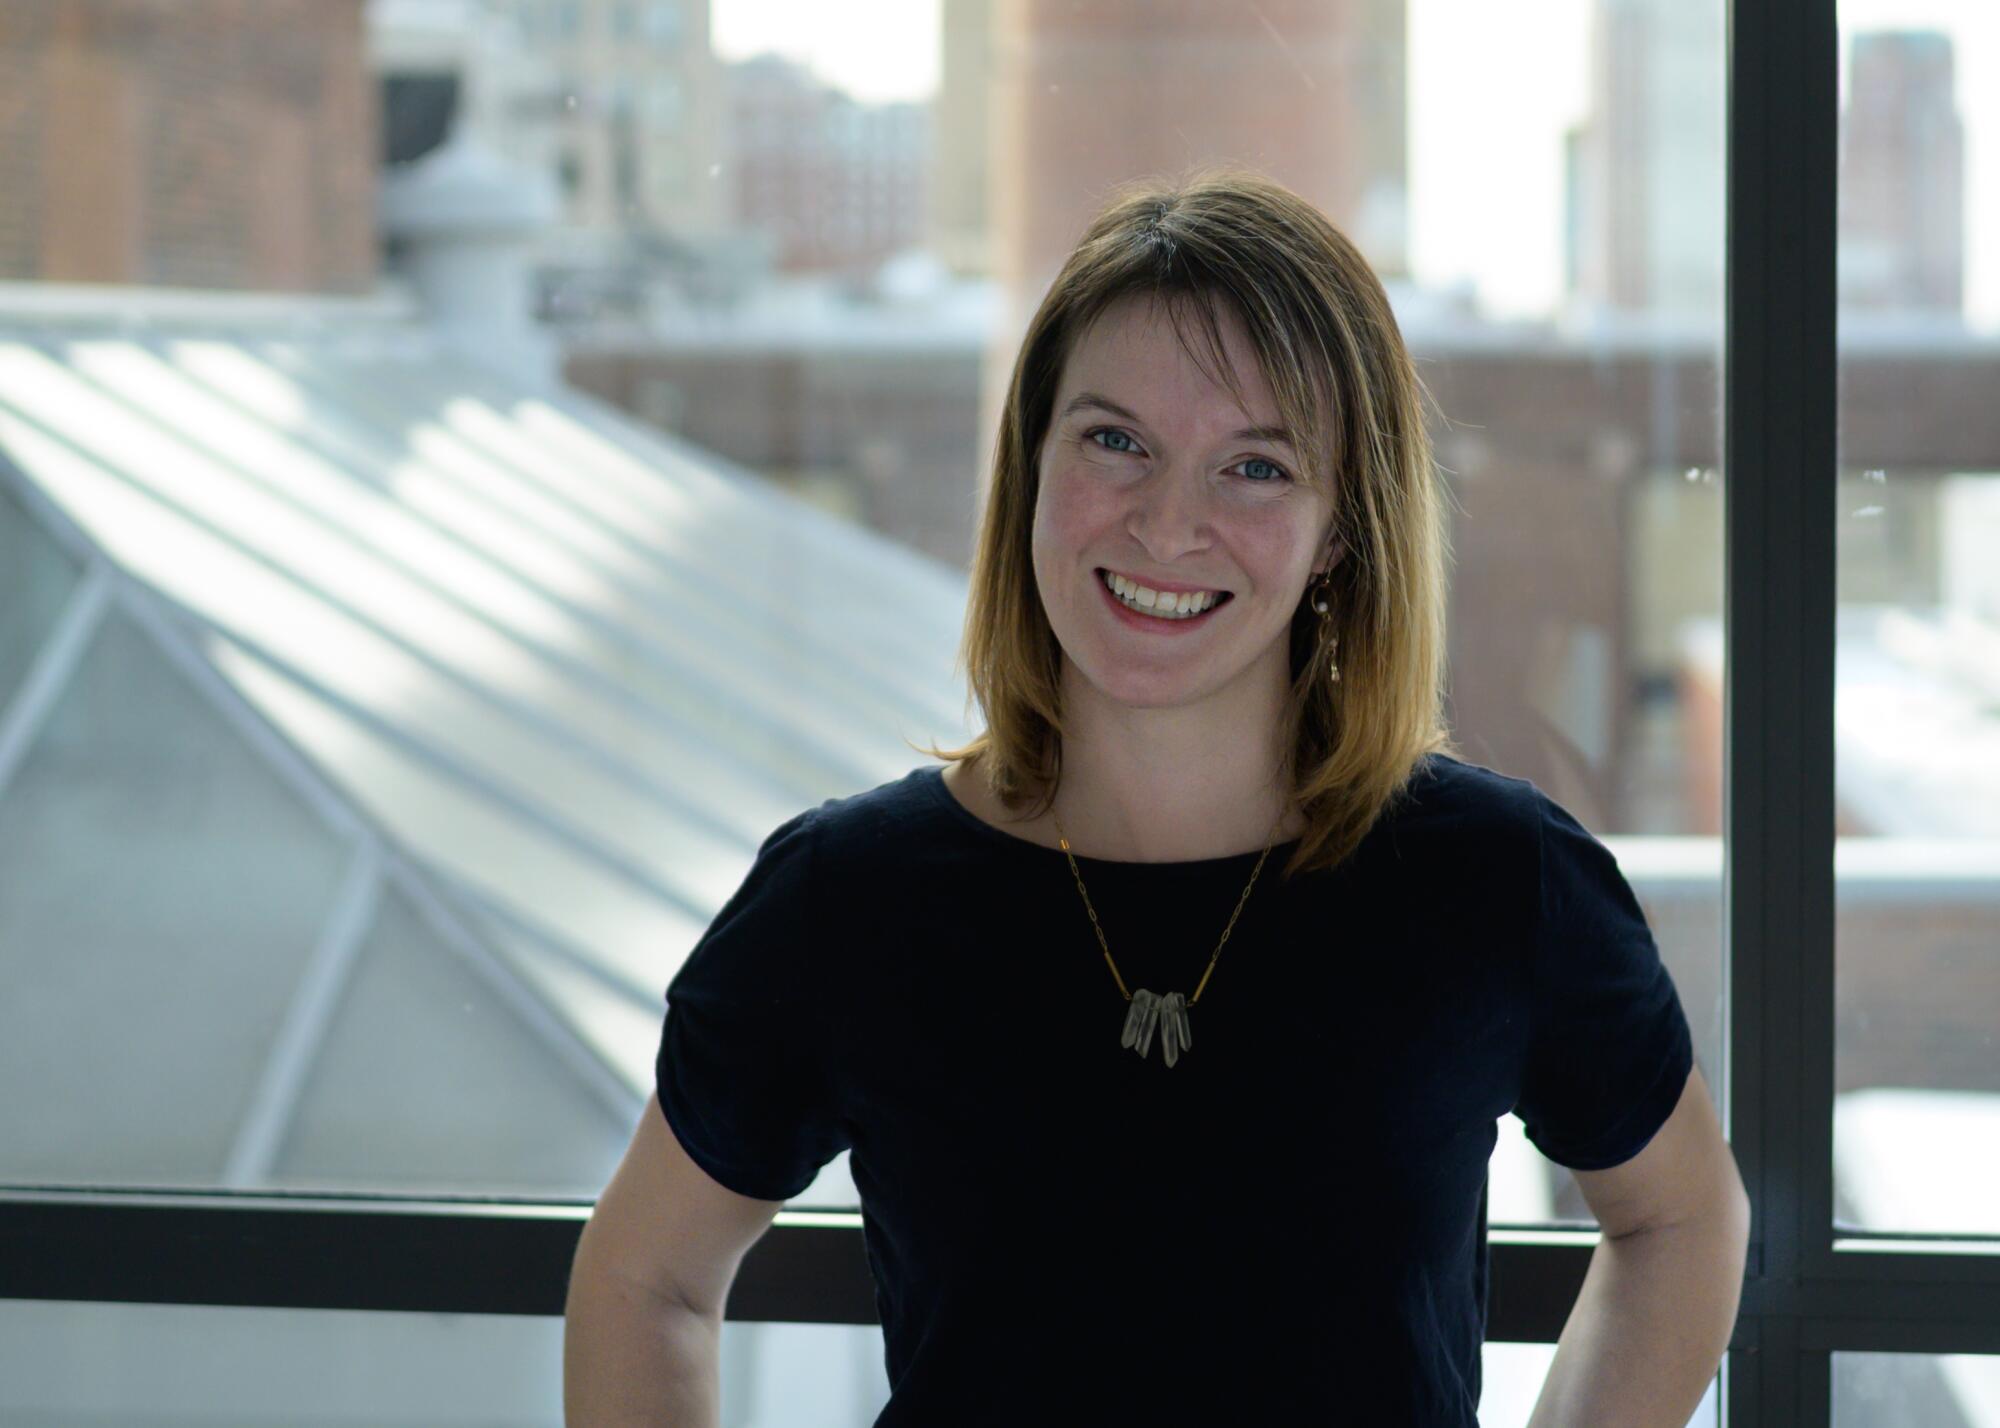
[1721,1158,1752,1236]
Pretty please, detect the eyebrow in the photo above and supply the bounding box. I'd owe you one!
[1057,391,1296,450]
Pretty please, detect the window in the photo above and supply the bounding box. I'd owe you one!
[1,1,1992,1422]
[1830,3,2000,1251]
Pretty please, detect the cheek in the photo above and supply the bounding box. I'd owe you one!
[1034,462,1118,545]
[1245,511,1325,575]
[1029,468,1076,592]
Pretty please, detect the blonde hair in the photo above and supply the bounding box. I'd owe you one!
[914,165,1463,880]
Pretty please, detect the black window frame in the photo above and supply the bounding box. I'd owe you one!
[5,1,2000,1419]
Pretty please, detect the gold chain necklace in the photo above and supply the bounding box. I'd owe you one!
[1049,799,1288,1069]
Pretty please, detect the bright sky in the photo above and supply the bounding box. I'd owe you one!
[711,0,939,104]
[712,0,1996,328]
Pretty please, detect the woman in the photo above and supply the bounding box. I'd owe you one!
[592,168,1738,1426]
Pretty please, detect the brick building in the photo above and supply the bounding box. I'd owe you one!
[0,0,375,293]
[726,53,929,275]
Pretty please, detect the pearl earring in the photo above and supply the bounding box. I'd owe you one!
[1308,572,1340,685]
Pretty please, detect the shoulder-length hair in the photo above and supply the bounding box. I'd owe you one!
[914,165,1462,881]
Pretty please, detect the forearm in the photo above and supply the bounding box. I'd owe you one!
[564,1263,724,1427]
[1525,1209,1750,1428]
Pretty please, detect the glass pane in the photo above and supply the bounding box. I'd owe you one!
[0,308,989,1206]
[1833,0,2000,1238]
[1406,0,1728,1229]
[0,340,848,870]
[671,0,1739,1236]
[0,476,84,711]
[273,882,628,1199]
[0,610,352,1187]
[0,2,1756,1391]
[717,0,1742,1240]
[1835,1351,2000,1428]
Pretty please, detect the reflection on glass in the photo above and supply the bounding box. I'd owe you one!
[1833,0,2000,1239]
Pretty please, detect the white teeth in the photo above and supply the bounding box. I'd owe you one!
[1101,571,1224,619]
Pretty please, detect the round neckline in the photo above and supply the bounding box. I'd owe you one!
[918,764,1304,870]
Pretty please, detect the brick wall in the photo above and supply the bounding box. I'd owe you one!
[0,0,375,292]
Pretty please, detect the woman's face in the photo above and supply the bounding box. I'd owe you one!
[1031,292,1340,714]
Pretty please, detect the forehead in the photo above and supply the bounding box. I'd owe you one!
[1059,292,1278,419]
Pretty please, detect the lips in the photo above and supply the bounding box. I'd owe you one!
[1097,567,1232,600]
[1095,568,1233,628]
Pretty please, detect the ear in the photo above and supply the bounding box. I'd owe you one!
[1315,535,1347,577]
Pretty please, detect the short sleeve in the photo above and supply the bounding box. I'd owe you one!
[1512,789,1695,1171]
[655,806,850,1201]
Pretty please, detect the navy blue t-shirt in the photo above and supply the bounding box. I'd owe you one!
[656,752,1695,1425]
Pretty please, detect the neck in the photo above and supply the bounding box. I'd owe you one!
[1048,658,1300,862]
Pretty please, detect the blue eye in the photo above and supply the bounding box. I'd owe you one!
[1085,427,1290,484]
[1238,457,1290,484]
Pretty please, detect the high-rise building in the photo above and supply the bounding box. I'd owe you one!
[1565,6,1967,325]
[1564,0,1725,320]
[989,0,1411,305]
[929,0,994,277]
[1840,30,1965,315]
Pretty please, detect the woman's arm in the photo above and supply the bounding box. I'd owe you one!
[1525,1064,1752,1428]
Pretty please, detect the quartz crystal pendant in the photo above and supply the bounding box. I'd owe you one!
[1121,989,1192,1067]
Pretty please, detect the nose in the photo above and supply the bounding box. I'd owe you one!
[1123,464,1213,562]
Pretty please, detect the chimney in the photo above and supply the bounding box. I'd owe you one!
[378,126,561,387]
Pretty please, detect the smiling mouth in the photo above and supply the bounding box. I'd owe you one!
[1096,568,1234,620]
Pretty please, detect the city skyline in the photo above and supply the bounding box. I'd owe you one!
[713,0,1997,329]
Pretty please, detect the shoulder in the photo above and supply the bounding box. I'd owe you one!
[1396,751,1547,842]
[797,765,951,865]
[697,774,939,960]
[1370,755,1549,919]
[1416,757,1624,876]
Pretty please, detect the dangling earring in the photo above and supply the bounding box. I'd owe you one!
[1309,572,1340,685]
